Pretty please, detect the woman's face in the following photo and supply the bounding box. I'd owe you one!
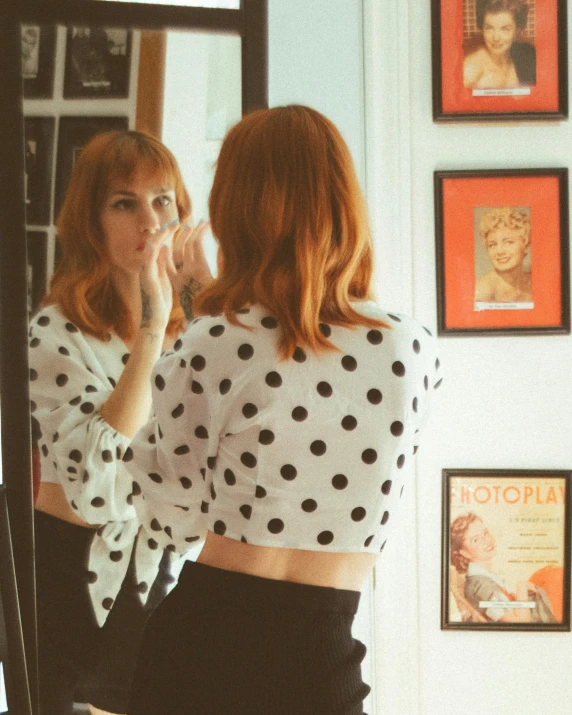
[485,227,528,273]
[100,168,179,275]
[460,519,496,565]
[483,11,518,57]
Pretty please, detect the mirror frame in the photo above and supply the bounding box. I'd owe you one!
[0,1,267,711]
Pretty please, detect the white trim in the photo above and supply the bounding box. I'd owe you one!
[363,1,420,713]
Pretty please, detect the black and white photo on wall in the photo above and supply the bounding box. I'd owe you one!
[63,26,132,99]
[24,117,55,227]
[21,24,56,99]
[55,116,129,217]
[26,232,48,318]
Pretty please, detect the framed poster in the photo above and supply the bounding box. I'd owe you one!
[54,116,129,218]
[431,0,568,121]
[0,487,32,714]
[434,168,570,336]
[21,24,56,99]
[26,231,48,318]
[24,117,55,227]
[442,469,571,630]
[63,26,132,99]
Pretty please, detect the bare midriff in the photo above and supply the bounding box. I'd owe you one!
[197,531,378,592]
[35,482,100,529]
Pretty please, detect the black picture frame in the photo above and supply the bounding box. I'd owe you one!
[442,469,572,631]
[435,167,570,336]
[431,0,568,122]
[54,115,129,218]
[63,25,132,99]
[0,486,32,714]
[24,117,55,227]
[26,232,48,318]
[21,24,56,99]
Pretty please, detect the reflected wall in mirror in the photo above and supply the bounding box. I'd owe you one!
[22,23,241,309]
[22,20,241,713]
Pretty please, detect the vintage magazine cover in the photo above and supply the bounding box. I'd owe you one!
[447,474,566,625]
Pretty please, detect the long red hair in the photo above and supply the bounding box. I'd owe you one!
[46,130,192,341]
[196,105,388,358]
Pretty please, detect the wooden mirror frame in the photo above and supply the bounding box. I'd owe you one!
[0,1,267,710]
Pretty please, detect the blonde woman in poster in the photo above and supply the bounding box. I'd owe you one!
[474,206,533,306]
[450,512,557,623]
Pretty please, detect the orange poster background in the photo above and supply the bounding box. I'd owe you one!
[442,175,563,329]
[441,0,560,115]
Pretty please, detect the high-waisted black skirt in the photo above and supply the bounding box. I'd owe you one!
[34,509,170,715]
[128,560,371,715]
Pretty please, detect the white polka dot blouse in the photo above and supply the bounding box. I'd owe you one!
[28,305,188,627]
[126,302,442,556]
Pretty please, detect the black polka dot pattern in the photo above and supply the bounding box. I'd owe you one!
[292,406,308,422]
[317,381,332,397]
[237,344,254,360]
[265,371,282,387]
[293,347,306,363]
[28,304,440,622]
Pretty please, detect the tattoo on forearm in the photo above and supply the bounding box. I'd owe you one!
[179,278,203,321]
[140,289,152,328]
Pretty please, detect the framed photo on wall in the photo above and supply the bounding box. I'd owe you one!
[26,231,48,318]
[54,116,129,218]
[431,0,568,121]
[24,117,55,227]
[434,168,570,336]
[21,24,56,99]
[63,26,132,99]
[442,469,571,631]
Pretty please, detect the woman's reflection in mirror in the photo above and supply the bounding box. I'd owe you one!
[28,130,211,715]
[124,105,443,714]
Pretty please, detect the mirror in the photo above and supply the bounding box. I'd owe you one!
[22,24,242,294]
[0,2,266,712]
[23,20,241,713]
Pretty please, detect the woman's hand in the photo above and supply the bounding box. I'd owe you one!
[167,220,214,321]
[139,218,180,334]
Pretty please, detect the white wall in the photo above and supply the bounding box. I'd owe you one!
[365,1,572,714]
[268,0,366,187]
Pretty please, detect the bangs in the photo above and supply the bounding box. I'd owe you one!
[107,140,177,188]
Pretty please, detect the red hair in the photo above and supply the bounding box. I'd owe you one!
[450,512,481,574]
[196,105,388,358]
[46,130,192,341]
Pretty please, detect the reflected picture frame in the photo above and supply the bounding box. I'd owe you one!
[24,117,55,228]
[431,0,568,121]
[434,168,570,336]
[21,24,56,99]
[63,25,133,99]
[441,469,572,631]
[54,115,129,218]
[0,487,32,714]
[26,231,48,318]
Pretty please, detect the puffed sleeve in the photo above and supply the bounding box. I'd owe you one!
[410,323,443,453]
[127,330,215,553]
[29,310,135,524]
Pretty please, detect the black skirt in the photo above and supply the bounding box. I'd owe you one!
[128,560,371,715]
[34,509,170,714]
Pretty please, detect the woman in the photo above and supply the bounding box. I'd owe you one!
[450,512,556,623]
[474,206,532,304]
[126,105,443,714]
[28,130,210,715]
[463,0,536,90]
